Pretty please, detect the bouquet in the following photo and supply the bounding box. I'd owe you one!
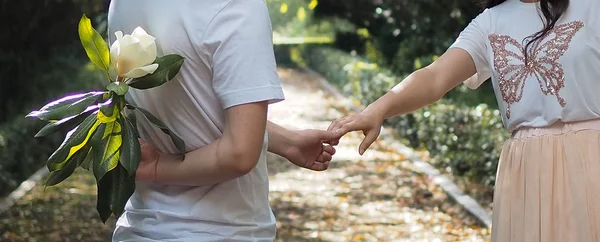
[26,15,186,222]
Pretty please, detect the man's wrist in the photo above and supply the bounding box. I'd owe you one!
[153,152,182,182]
[280,130,300,159]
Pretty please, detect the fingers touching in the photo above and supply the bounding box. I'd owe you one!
[327,113,382,155]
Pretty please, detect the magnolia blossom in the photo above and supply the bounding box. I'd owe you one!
[110,27,159,78]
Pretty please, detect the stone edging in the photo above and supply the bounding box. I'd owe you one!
[307,68,493,229]
[0,167,49,214]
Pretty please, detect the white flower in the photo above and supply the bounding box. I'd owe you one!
[110,27,159,78]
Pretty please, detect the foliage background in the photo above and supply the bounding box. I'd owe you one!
[0,0,109,196]
[0,0,506,206]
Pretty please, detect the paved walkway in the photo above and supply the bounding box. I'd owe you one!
[0,69,490,241]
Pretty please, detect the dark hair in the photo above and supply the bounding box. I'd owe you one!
[485,0,570,62]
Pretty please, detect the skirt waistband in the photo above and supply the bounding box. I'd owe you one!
[512,119,600,139]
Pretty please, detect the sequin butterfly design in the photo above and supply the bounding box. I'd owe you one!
[488,21,584,119]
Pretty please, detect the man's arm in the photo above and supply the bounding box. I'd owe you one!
[136,101,268,186]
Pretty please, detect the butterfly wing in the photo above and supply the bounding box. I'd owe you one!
[530,21,584,107]
[488,34,529,118]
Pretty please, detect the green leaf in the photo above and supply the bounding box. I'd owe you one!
[89,124,106,171]
[119,117,141,176]
[131,105,186,154]
[126,111,139,138]
[98,98,116,121]
[96,167,112,223]
[92,121,122,182]
[96,164,135,223]
[46,144,91,186]
[26,92,104,121]
[107,82,129,96]
[81,147,94,170]
[109,164,135,217]
[35,106,98,138]
[47,114,101,172]
[78,14,110,71]
[128,55,184,89]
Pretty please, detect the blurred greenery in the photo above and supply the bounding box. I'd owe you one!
[0,0,108,196]
[312,0,498,108]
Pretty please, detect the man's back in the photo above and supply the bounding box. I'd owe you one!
[108,1,284,241]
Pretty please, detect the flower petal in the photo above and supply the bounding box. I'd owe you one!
[123,64,159,78]
[138,34,156,48]
[142,41,157,65]
[113,31,124,45]
[110,31,124,65]
[111,28,158,76]
[117,41,148,70]
[131,27,148,38]
[119,34,138,47]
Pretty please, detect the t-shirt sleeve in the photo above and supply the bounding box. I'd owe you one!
[203,0,285,109]
[449,9,492,89]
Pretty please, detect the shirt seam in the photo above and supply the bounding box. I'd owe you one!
[199,0,234,43]
[217,85,283,98]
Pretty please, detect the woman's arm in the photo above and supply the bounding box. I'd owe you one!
[328,48,477,155]
[136,101,268,186]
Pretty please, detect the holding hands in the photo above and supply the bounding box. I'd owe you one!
[328,108,385,155]
[279,129,338,171]
[135,110,387,182]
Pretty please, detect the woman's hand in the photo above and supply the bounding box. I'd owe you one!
[327,107,385,155]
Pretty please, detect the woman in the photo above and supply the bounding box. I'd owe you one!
[330,0,600,241]
[108,0,337,241]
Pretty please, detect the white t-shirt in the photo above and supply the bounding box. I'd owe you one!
[451,0,600,132]
[107,0,285,241]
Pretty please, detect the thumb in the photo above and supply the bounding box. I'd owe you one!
[358,128,380,155]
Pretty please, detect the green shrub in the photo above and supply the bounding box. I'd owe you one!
[0,117,62,196]
[397,104,507,187]
[311,0,481,68]
[276,45,509,188]
[306,0,499,109]
[0,55,104,197]
[0,0,108,196]
[0,0,108,122]
[266,0,339,40]
[298,46,397,103]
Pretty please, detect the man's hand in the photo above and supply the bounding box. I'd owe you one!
[282,129,338,171]
[135,140,160,182]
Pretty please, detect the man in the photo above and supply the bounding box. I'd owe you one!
[108,0,338,241]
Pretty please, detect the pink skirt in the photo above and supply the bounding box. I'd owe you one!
[492,119,600,242]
